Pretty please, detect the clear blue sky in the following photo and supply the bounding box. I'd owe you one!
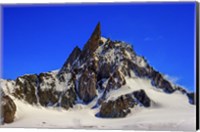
[2,3,196,92]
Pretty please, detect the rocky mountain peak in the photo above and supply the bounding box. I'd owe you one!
[58,46,81,76]
[0,23,195,124]
[85,22,101,51]
[80,22,101,61]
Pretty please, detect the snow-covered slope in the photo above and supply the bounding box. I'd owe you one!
[1,79,195,130]
[0,22,196,130]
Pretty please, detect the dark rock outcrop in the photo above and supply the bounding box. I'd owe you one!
[60,88,76,109]
[99,95,135,118]
[78,69,97,103]
[87,53,99,74]
[1,94,16,123]
[58,46,81,77]
[122,58,175,94]
[151,71,175,93]
[133,89,151,107]
[14,75,39,104]
[175,86,187,94]
[121,58,148,77]
[99,89,151,118]
[96,68,126,105]
[97,62,112,80]
[79,22,101,61]
[38,89,59,106]
[37,73,60,106]
[187,92,195,105]
[106,69,126,91]
[60,79,77,109]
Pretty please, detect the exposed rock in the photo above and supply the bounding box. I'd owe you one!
[99,39,104,45]
[1,94,16,123]
[61,89,76,109]
[87,53,99,74]
[151,71,175,93]
[120,58,147,77]
[120,58,175,94]
[60,80,77,109]
[133,89,151,107]
[78,69,97,103]
[79,22,101,61]
[175,86,187,94]
[97,62,112,80]
[14,74,39,104]
[99,89,151,118]
[187,92,195,105]
[105,69,126,91]
[99,95,135,118]
[97,68,126,105]
[38,72,56,89]
[66,46,81,66]
[38,88,60,106]
[58,46,81,77]
[112,69,126,86]
[37,73,60,106]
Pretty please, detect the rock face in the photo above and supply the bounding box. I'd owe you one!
[99,95,134,118]
[122,58,175,94]
[59,46,82,76]
[133,89,151,107]
[14,74,39,104]
[10,71,77,110]
[187,92,195,105]
[60,87,77,109]
[38,73,59,106]
[78,69,97,103]
[150,71,175,93]
[84,22,101,52]
[1,94,16,123]
[79,22,101,61]
[99,89,151,118]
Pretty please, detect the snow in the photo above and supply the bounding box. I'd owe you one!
[39,71,71,92]
[135,56,147,68]
[55,73,71,92]
[1,76,195,131]
[1,93,195,131]
[0,39,195,130]
[100,37,107,44]
[0,79,15,95]
[124,50,132,60]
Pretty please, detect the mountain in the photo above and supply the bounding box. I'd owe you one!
[0,23,196,130]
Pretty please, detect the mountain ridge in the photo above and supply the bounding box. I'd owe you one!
[0,22,195,124]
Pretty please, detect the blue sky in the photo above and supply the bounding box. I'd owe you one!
[2,3,196,91]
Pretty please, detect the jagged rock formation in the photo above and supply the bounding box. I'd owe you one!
[79,22,101,62]
[58,46,81,77]
[14,74,39,104]
[99,89,150,118]
[1,91,16,123]
[0,22,195,124]
[78,69,97,103]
